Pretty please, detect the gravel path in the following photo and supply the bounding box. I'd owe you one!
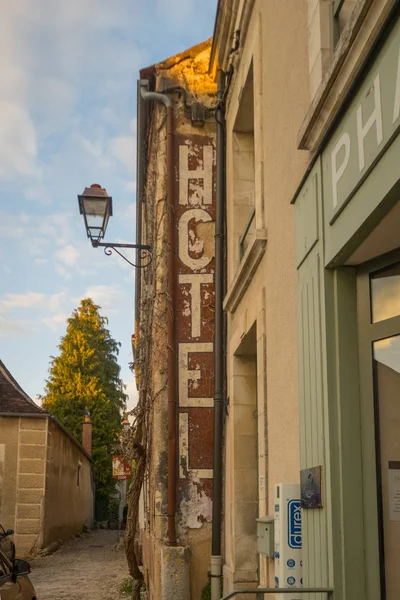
[29,530,130,600]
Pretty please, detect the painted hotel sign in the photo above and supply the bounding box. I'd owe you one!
[175,135,215,500]
[323,18,400,221]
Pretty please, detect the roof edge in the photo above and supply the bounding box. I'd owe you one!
[140,38,213,82]
[0,360,45,413]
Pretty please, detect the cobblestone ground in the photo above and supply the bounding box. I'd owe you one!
[29,530,130,600]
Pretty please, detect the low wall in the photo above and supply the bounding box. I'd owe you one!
[42,418,93,547]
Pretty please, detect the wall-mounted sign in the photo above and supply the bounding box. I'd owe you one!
[300,466,322,509]
[322,19,400,220]
[389,461,400,521]
[112,456,132,481]
[274,483,302,595]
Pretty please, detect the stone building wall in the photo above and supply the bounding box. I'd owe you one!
[137,40,217,600]
[43,418,93,547]
[0,415,93,557]
[211,0,311,593]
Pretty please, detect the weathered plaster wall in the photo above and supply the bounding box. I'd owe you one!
[43,418,93,547]
[138,39,217,600]
[140,94,169,600]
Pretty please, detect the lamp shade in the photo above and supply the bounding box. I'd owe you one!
[78,184,113,242]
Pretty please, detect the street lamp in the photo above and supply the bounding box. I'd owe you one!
[78,183,152,268]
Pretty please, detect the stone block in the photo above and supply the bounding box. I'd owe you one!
[234,150,255,183]
[234,469,258,503]
[17,504,41,520]
[233,405,257,436]
[19,458,45,475]
[231,354,257,377]
[232,375,257,407]
[20,430,47,445]
[161,545,190,600]
[20,418,46,430]
[16,519,41,535]
[234,435,257,469]
[233,132,254,154]
[234,535,258,571]
[234,501,258,535]
[13,534,38,557]
[18,489,44,504]
[18,473,45,489]
[19,444,46,459]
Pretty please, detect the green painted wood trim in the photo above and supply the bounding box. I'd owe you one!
[356,248,400,599]
[357,268,383,600]
[332,268,366,599]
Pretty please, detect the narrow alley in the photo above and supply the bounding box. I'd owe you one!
[29,530,130,600]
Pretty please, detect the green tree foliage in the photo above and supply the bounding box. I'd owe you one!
[41,298,127,501]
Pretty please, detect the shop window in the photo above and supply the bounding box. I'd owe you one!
[370,262,400,323]
[232,62,255,268]
[332,0,357,48]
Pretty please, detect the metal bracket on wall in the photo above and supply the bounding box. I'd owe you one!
[91,241,152,269]
[224,396,230,416]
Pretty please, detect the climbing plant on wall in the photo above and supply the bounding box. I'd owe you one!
[41,298,127,503]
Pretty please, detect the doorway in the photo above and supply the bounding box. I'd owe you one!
[358,251,400,600]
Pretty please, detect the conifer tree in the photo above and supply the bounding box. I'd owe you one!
[41,298,127,504]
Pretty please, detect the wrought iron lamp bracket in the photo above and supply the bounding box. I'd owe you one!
[91,241,152,269]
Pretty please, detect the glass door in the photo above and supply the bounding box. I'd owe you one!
[358,255,400,600]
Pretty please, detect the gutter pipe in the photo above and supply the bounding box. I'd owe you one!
[134,81,147,341]
[139,81,177,546]
[211,70,226,600]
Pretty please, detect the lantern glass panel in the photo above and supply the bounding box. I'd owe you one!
[83,198,107,227]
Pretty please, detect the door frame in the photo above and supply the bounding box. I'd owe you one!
[357,247,400,599]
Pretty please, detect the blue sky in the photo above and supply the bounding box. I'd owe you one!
[0,0,217,411]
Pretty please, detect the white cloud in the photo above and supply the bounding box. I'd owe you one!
[0,316,33,338]
[24,180,52,206]
[0,290,70,336]
[47,291,68,313]
[121,202,136,221]
[41,312,69,333]
[124,180,136,193]
[125,376,138,411]
[55,245,80,267]
[0,292,45,310]
[79,285,125,312]
[0,101,37,178]
[111,136,135,172]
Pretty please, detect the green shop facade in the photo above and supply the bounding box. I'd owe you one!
[293,12,400,600]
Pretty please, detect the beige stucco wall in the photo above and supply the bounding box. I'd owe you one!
[0,415,93,556]
[42,418,93,547]
[219,0,311,592]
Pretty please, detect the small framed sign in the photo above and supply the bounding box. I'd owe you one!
[300,466,322,509]
[112,456,132,481]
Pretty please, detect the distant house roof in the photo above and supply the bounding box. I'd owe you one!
[0,360,46,415]
[0,361,92,462]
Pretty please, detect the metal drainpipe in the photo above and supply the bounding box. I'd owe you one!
[139,81,177,545]
[211,70,226,600]
[135,81,146,351]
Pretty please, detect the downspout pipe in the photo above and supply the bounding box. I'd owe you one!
[139,81,177,546]
[135,80,147,342]
[211,70,226,600]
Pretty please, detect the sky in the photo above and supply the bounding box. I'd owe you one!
[0,0,217,411]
